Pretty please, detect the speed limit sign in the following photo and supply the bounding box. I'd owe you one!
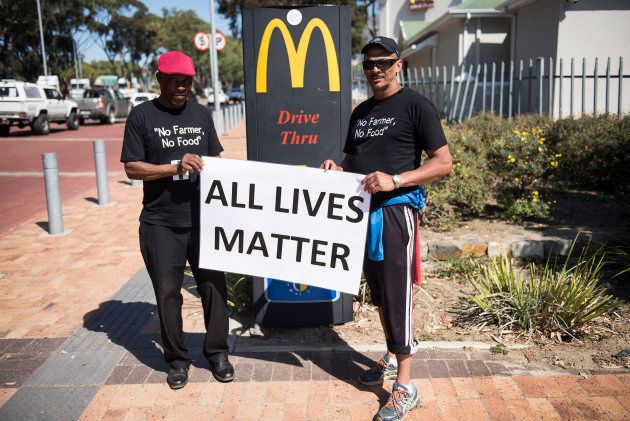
[194,32,210,51]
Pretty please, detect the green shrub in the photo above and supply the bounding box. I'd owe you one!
[488,125,559,193]
[468,243,621,336]
[545,114,630,193]
[225,273,252,314]
[458,113,512,147]
[426,125,492,216]
[434,256,480,279]
[502,193,550,221]
[424,113,627,228]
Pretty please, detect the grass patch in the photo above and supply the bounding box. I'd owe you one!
[490,343,508,355]
[467,241,621,338]
[434,256,481,279]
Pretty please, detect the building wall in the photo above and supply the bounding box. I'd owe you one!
[434,19,462,68]
[512,0,561,63]
[476,18,511,66]
[379,0,461,41]
[554,0,630,117]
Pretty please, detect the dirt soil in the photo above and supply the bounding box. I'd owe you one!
[236,190,630,373]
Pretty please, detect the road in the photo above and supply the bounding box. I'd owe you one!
[0,121,126,236]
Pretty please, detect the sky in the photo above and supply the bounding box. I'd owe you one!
[82,0,231,62]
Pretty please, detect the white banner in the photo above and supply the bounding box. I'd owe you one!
[199,157,370,295]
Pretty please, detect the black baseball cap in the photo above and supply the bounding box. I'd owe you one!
[361,36,400,57]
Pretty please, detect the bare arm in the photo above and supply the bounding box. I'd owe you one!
[362,144,452,193]
[124,153,206,181]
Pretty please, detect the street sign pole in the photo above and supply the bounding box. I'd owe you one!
[210,0,222,134]
[36,0,48,76]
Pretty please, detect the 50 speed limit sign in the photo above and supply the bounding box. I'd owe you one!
[194,31,226,51]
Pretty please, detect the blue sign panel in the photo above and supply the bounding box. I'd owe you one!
[264,278,340,303]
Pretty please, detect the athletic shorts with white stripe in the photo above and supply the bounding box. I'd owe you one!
[363,204,418,355]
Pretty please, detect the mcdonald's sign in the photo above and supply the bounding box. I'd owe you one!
[256,18,340,93]
[243,6,354,327]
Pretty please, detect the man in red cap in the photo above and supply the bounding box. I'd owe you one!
[121,50,234,389]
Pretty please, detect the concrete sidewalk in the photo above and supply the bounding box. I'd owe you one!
[0,122,629,420]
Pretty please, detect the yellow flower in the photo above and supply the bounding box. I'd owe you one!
[550,161,559,167]
[538,147,543,153]
[456,162,462,167]
[533,197,539,203]
[555,153,562,157]
[538,139,545,145]
[533,191,539,195]
[513,130,520,135]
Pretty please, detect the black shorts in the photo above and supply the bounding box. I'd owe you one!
[364,204,418,355]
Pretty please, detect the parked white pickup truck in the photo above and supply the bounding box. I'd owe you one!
[0,80,79,136]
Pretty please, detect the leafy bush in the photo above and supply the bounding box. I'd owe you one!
[502,193,550,221]
[225,273,252,314]
[423,113,628,227]
[545,115,630,193]
[434,256,480,279]
[467,243,621,336]
[487,122,559,220]
[426,121,498,220]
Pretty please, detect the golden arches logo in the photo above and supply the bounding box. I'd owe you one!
[256,18,340,93]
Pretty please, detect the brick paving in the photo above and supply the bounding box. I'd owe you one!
[1,121,630,420]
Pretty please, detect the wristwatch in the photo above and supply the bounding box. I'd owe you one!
[392,174,401,189]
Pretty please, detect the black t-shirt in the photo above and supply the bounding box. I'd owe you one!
[121,99,223,227]
[343,87,447,208]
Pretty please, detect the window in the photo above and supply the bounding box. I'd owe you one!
[44,89,56,99]
[0,87,18,98]
[25,86,42,98]
[84,90,108,99]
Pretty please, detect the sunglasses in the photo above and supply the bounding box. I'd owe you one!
[362,59,398,71]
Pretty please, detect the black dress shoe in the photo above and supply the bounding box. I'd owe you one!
[209,359,234,383]
[166,367,189,390]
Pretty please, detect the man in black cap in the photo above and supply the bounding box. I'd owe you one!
[121,50,234,390]
[322,36,452,420]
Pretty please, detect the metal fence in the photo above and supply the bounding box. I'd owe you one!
[352,56,628,122]
[212,102,246,137]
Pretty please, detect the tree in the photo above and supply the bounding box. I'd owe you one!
[0,0,97,82]
[218,35,243,89]
[90,1,158,77]
[216,0,367,55]
[155,8,243,91]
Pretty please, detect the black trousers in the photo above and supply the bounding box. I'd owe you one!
[363,205,417,355]
[139,222,228,368]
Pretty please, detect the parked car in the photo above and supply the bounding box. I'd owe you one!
[77,88,131,124]
[129,92,158,108]
[0,79,79,136]
[204,88,229,105]
[227,88,244,104]
[69,78,91,99]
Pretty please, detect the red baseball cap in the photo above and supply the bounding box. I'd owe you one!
[157,51,196,76]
